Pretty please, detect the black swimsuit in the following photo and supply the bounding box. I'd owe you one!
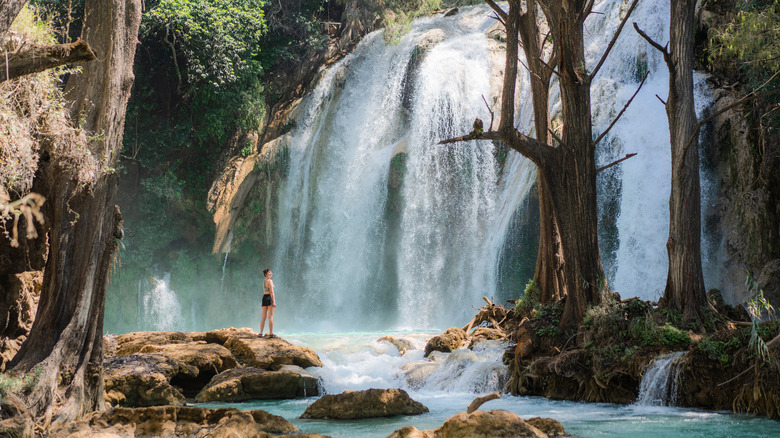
[262,279,273,306]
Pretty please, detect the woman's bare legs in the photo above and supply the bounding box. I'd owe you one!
[268,306,275,336]
[260,306,269,336]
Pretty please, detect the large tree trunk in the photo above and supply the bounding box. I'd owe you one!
[660,0,706,323]
[538,0,605,328]
[0,0,27,41]
[10,0,142,424]
[515,0,563,304]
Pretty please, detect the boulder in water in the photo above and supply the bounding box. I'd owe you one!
[468,327,505,348]
[378,335,415,355]
[300,388,428,419]
[224,335,323,369]
[195,366,320,402]
[47,406,302,437]
[388,410,562,438]
[424,327,468,357]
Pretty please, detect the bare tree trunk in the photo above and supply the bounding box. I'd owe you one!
[660,0,706,324]
[10,0,142,425]
[0,0,27,41]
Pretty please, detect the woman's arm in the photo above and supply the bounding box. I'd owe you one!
[269,280,276,306]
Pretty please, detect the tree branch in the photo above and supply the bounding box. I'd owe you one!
[438,130,503,145]
[590,0,640,81]
[680,86,780,169]
[485,0,508,21]
[0,0,28,42]
[633,22,670,64]
[593,70,648,147]
[482,94,495,131]
[597,153,637,173]
[1,40,96,83]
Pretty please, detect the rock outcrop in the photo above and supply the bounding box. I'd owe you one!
[301,388,428,420]
[196,366,320,402]
[47,406,306,438]
[103,329,323,407]
[224,335,323,370]
[424,327,468,357]
[388,410,563,438]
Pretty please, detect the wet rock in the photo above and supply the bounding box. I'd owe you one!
[424,327,468,357]
[378,335,415,355]
[389,410,561,438]
[196,366,320,402]
[401,361,439,389]
[468,327,505,349]
[112,331,205,356]
[103,354,191,407]
[224,335,323,370]
[301,388,428,420]
[47,406,300,438]
[433,410,548,438]
[515,327,536,360]
[526,417,566,437]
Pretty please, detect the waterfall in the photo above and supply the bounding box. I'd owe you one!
[636,351,685,406]
[220,231,233,293]
[262,0,715,332]
[140,273,183,331]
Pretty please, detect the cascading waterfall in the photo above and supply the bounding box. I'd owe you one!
[266,0,715,332]
[636,351,686,406]
[140,272,183,331]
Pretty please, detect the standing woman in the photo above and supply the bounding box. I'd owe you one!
[259,269,276,338]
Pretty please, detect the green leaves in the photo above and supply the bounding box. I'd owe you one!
[142,0,267,86]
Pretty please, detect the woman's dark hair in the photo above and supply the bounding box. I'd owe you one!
[263,269,271,276]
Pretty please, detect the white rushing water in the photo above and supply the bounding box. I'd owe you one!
[140,272,182,331]
[263,0,715,332]
[200,333,780,438]
[636,351,686,406]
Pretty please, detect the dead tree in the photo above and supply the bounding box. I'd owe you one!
[444,0,642,329]
[635,0,706,325]
[9,0,142,424]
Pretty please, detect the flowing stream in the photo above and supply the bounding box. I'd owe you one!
[635,351,685,406]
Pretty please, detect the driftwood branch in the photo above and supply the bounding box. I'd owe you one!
[593,70,648,147]
[2,40,95,83]
[590,0,640,81]
[597,153,637,173]
[438,130,502,145]
[467,391,501,414]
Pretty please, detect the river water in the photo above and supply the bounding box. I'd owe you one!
[200,332,780,437]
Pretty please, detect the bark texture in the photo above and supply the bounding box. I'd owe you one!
[659,0,707,323]
[0,0,26,41]
[9,0,142,424]
[0,40,95,83]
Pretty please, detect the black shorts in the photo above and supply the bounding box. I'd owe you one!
[262,294,273,307]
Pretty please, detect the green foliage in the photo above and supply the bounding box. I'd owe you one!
[699,336,741,365]
[142,0,266,86]
[658,324,692,349]
[515,279,540,316]
[745,269,776,362]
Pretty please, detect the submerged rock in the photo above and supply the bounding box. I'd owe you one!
[388,410,560,438]
[196,366,320,402]
[378,335,415,355]
[47,406,302,438]
[224,335,323,370]
[424,327,468,357]
[301,388,428,420]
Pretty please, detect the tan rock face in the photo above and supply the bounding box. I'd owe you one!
[196,367,320,402]
[526,417,566,437]
[112,331,205,356]
[224,335,323,369]
[424,327,468,357]
[103,354,191,407]
[433,410,547,438]
[468,327,505,348]
[47,406,300,438]
[301,388,428,420]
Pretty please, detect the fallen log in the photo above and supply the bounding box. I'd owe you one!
[2,40,95,83]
